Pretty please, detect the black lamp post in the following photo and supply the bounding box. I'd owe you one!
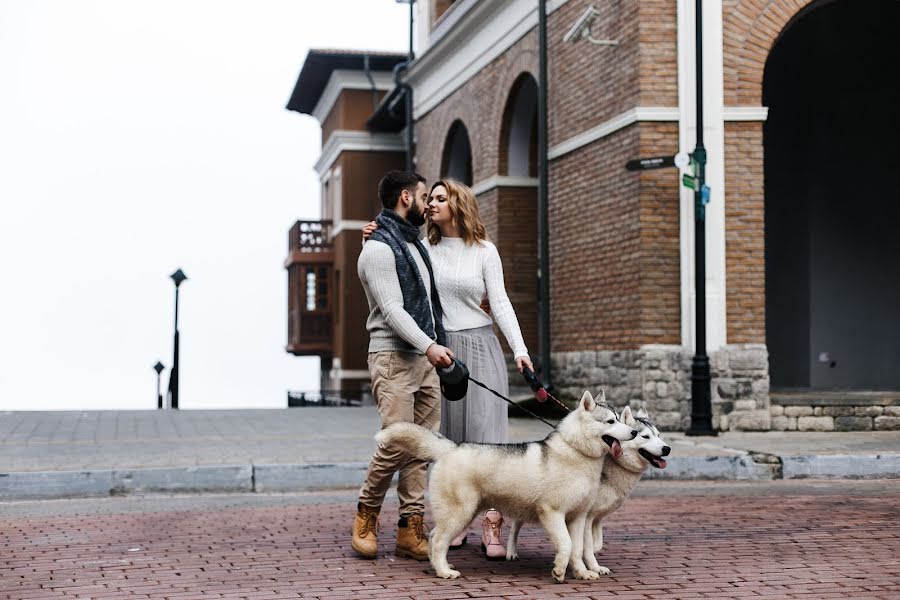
[153,361,165,409]
[685,0,717,436]
[168,268,188,410]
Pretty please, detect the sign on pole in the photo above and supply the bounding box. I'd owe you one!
[625,152,690,172]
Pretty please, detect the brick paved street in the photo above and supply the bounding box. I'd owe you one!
[1,481,899,599]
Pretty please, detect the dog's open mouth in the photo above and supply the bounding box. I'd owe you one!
[601,435,623,459]
[639,448,667,469]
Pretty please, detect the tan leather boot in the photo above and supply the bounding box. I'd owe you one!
[395,514,429,560]
[351,503,380,559]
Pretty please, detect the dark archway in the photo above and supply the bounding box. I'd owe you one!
[441,120,473,185]
[764,0,900,390]
[499,73,538,177]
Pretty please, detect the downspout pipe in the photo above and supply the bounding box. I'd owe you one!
[392,61,414,172]
[537,0,552,389]
[363,54,378,112]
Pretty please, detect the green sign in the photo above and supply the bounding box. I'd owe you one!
[682,174,698,190]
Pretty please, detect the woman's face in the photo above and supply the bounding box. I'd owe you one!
[428,185,452,227]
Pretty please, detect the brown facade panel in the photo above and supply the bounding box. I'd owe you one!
[338,151,406,222]
[724,121,766,344]
[331,231,372,375]
[637,122,681,344]
[548,126,642,351]
[321,89,388,143]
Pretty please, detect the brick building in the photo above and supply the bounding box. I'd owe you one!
[285,0,900,431]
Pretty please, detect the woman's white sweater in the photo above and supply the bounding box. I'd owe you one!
[427,237,529,360]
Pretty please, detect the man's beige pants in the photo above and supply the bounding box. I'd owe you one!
[358,350,441,518]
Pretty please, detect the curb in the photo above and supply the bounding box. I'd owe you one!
[1,455,898,500]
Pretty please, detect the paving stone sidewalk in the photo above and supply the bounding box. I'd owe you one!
[1,481,899,599]
[1,408,898,499]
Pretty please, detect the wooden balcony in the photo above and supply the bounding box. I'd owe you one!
[285,220,334,357]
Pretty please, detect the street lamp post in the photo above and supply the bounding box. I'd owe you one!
[685,0,717,436]
[168,269,188,410]
[153,361,165,409]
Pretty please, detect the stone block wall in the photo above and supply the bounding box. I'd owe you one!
[770,394,900,431]
[552,343,770,431]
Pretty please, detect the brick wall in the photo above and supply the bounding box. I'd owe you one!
[724,122,766,343]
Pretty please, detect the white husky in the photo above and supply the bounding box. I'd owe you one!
[506,406,671,575]
[375,390,637,582]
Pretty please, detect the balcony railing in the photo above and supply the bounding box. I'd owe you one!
[288,220,333,254]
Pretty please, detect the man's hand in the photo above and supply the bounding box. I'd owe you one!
[361,220,378,241]
[479,296,491,314]
[516,356,534,373]
[425,344,455,368]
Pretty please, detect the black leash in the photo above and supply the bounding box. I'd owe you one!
[467,375,558,428]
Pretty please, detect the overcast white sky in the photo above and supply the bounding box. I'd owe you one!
[0,0,410,410]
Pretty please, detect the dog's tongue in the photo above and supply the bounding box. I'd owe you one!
[657,458,667,469]
[611,439,622,459]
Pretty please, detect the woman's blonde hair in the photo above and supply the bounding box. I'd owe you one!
[426,178,488,245]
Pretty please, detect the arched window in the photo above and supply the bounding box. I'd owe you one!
[441,120,473,185]
[500,74,538,177]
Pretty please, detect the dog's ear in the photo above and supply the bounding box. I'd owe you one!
[580,390,595,411]
[621,406,636,426]
[636,407,649,419]
[598,388,607,406]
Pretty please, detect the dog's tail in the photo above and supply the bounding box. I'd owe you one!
[375,422,456,461]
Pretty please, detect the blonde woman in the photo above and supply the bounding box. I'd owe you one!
[364,178,533,559]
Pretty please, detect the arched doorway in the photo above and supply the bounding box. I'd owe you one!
[441,120,473,185]
[764,0,900,390]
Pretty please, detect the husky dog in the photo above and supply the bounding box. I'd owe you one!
[375,390,637,582]
[506,406,671,575]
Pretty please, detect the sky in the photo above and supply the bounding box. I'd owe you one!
[0,0,410,410]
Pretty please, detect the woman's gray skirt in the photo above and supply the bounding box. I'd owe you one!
[440,325,509,444]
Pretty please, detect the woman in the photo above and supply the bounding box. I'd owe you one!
[364,178,533,559]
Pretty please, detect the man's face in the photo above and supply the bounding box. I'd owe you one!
[406,181,428,227]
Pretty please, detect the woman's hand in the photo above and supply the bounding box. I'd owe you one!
[362,221,378,241]
[516,356,534,373]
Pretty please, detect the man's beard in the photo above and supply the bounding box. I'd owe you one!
[407,202,426,227]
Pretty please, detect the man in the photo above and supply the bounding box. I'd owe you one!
[352,170,454,561]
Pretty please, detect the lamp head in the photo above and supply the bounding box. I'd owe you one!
[170,269,188,287]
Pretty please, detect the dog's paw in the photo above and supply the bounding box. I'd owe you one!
[591,564,611,575]
[505,550,518,561]
[446,562,454,570]
[552,567,566,583]
[437,568,461,579]
[574,568,599,580]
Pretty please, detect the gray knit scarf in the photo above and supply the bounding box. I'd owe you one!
[370,209,447,348]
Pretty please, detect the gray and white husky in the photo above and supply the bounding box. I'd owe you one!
[375,390,637,582]
[506,406,671,575]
